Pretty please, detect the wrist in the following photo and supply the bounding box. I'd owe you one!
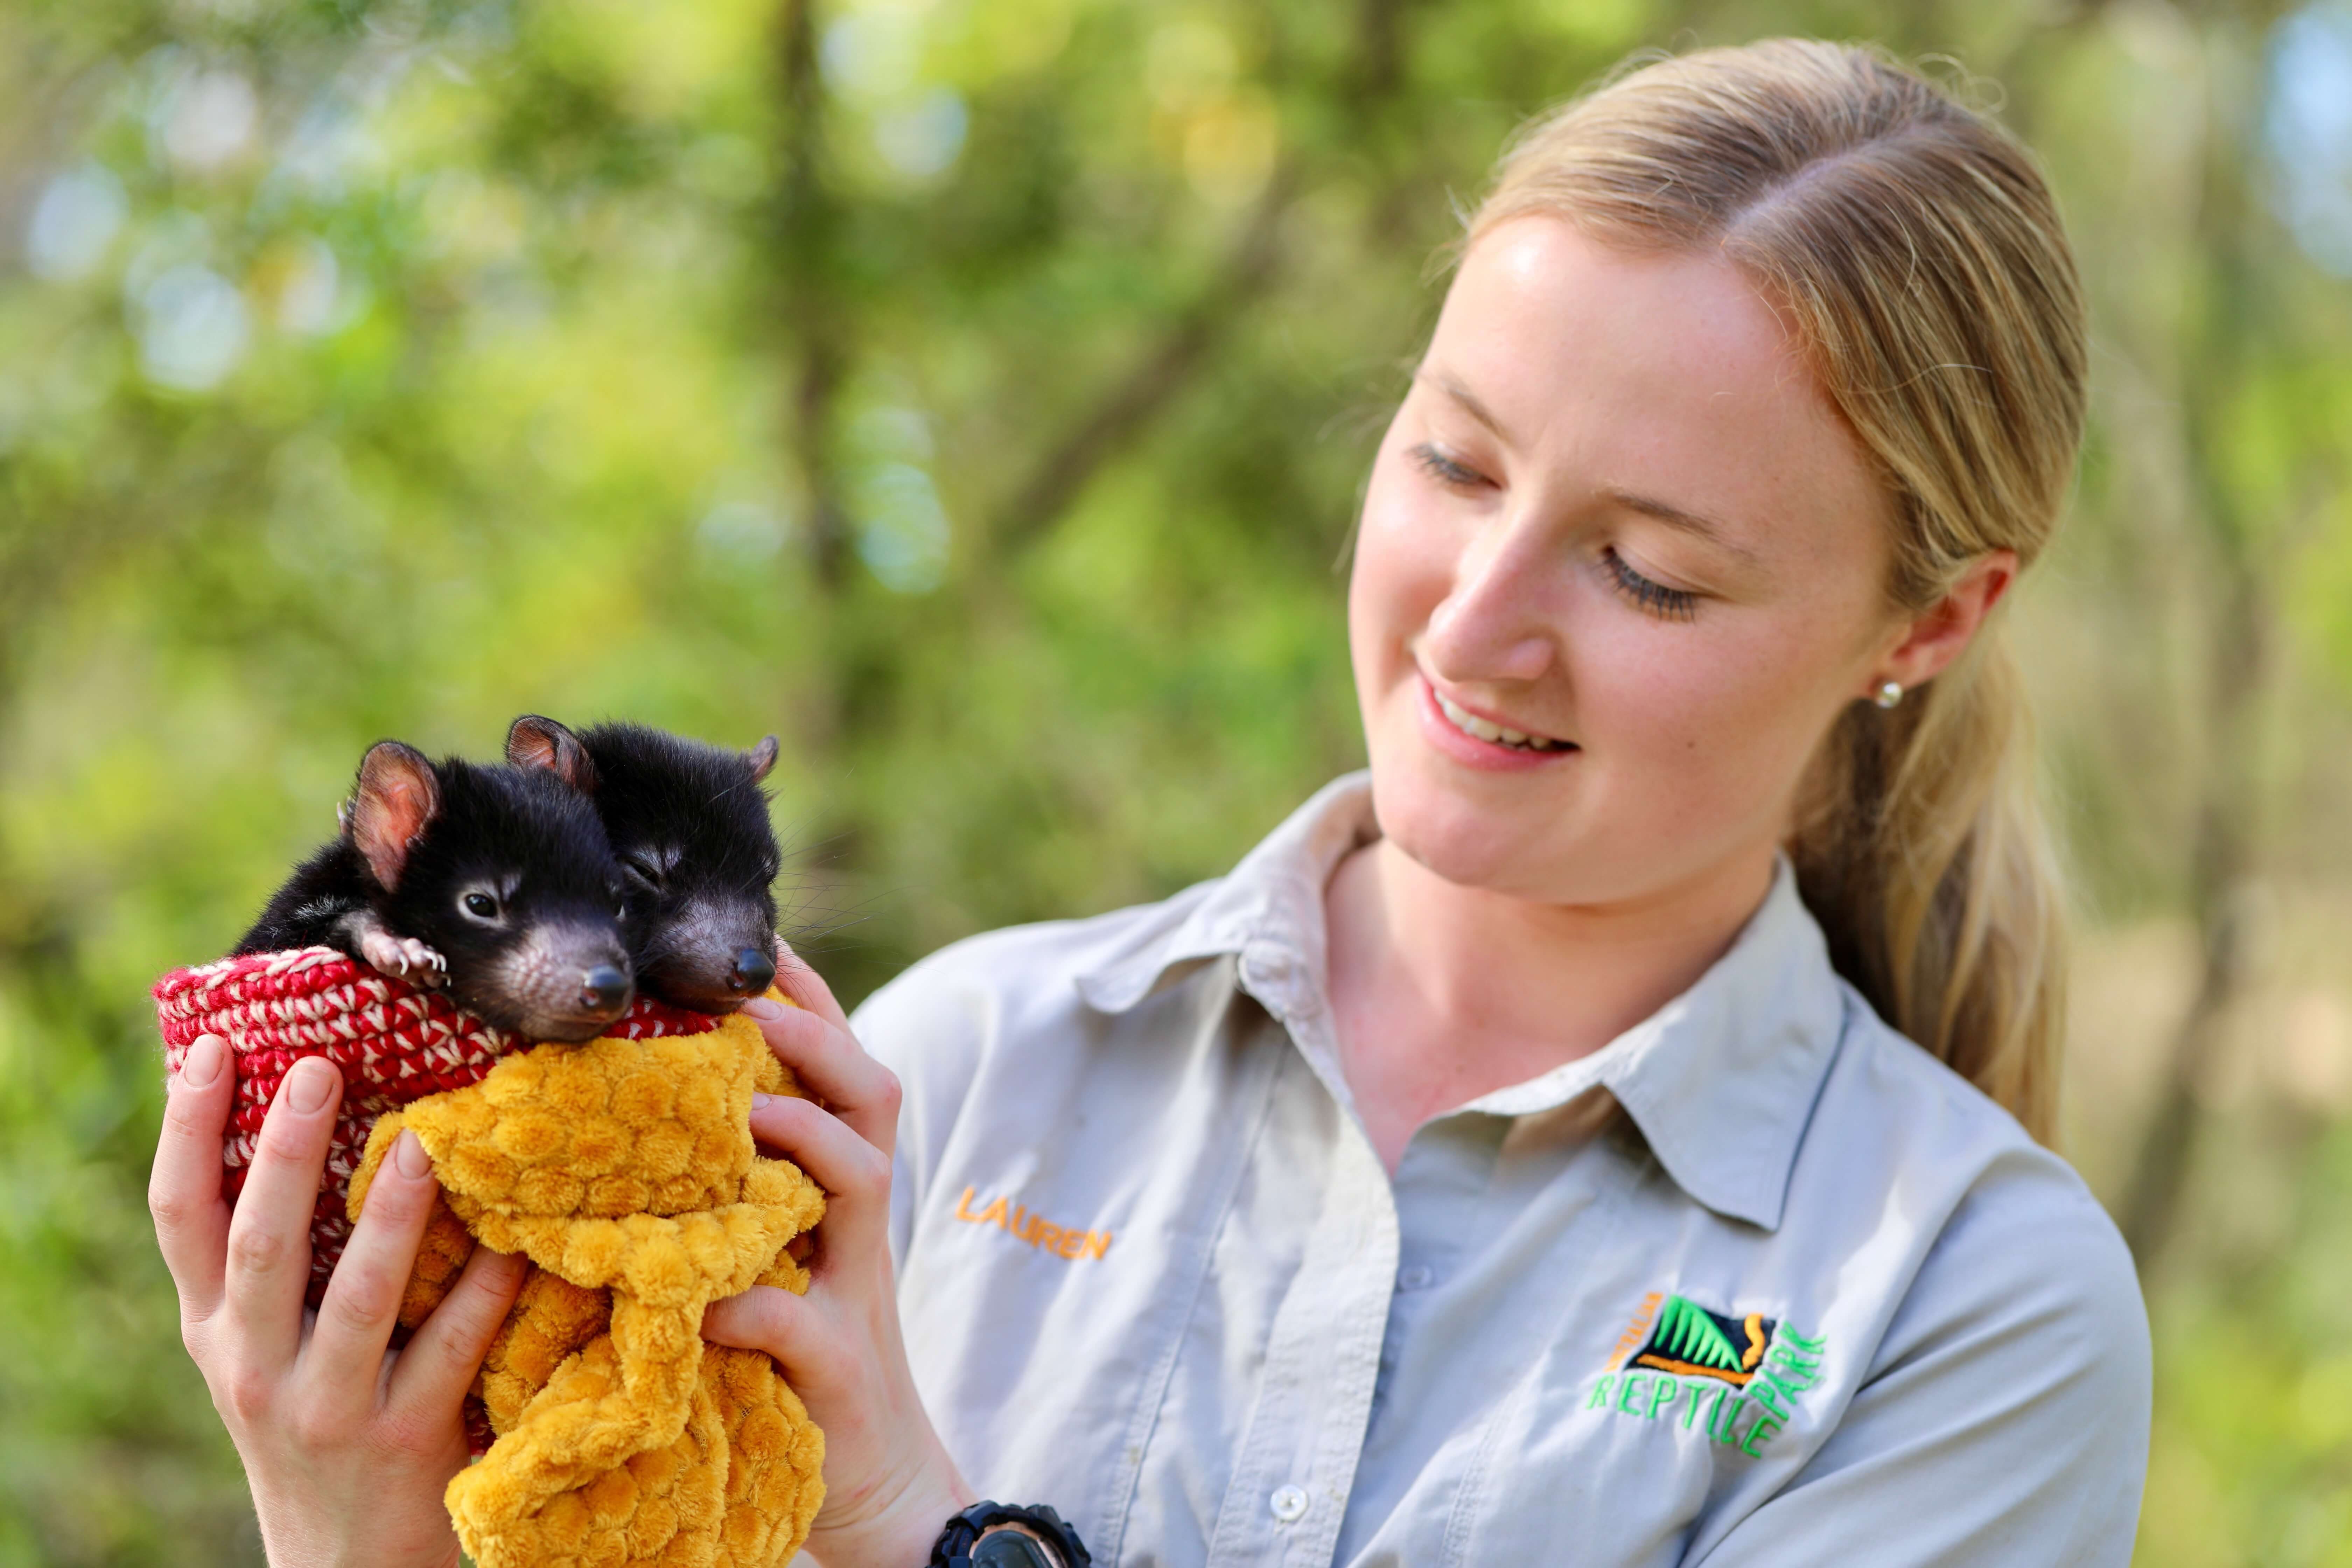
[805,1451,975,1568]
[257,1513,462,1568]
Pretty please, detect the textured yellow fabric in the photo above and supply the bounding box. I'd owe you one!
[349,1002,826,1568]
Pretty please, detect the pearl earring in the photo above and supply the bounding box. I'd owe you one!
[1874,681,1904,709]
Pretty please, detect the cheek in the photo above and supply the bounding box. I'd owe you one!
[1575,606,1862,814]
[1348,451,1452,685]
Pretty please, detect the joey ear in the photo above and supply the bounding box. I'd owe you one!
[349,742,441,891]
[506,714,599,793]
[744,735,780,782]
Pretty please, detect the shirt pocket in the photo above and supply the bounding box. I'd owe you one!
[1424,1337,1771,1567]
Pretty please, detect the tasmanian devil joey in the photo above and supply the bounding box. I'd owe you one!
[235,739,637,1043]
[506,715,784,1015]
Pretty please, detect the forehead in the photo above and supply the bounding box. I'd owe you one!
[1428,217,1886,558]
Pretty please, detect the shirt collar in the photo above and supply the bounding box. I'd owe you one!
[1072,772,1848,1231]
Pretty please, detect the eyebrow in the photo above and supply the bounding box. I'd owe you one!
[1419,369,1512,444]
[1603,489,1762,567]
[1418,367,1762,568]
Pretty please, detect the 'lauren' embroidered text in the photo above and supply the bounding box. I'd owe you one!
[954,1186,1113,1260]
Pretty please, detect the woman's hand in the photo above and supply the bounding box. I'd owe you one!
[148,1034,527,1568]
[700,943,974,1568]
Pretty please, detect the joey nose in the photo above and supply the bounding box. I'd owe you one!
[580,965,631,1013]
[729,947,776,996]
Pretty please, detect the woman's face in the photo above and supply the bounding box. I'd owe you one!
[1351,217,1921,908]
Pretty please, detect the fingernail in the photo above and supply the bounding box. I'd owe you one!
[181,1035,225,1090]
[744,997,785,1021]
[752,1092,778,1111]
[285,1058,339,1114]
[393,1128,430,1179]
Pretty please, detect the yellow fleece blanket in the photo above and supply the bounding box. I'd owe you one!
[347,1004,826,1567]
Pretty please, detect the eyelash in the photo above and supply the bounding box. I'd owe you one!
[1410,442,1485,489]
[1601,547,1700,622]
[1412,443,1700,624]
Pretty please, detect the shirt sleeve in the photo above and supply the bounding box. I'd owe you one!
[1694,1151,2152,1568]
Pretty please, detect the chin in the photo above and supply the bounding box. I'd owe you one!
[1368,764,1575,898]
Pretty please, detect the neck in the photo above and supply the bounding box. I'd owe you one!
[1323,838,1777,1168]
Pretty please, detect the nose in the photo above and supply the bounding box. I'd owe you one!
[1420,518,1558,685]
[729,946,777,996]
[579,965,631,1014]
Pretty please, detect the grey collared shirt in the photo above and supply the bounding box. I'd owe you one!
[853,775,2149,1566]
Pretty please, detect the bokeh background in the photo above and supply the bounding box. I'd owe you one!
[0,0,2347,1560]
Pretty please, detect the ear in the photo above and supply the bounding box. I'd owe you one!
[744,735,780,782]
[506,714,599,793]
[1867,550,2018,699]
[348,742,441,891]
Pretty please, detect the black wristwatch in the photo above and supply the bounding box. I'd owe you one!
[928,1500,1092,1567]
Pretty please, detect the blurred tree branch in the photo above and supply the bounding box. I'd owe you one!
[777,0,852,597]
[987,162,1295,555]
[987,0,1443,559]
[2105,8,2296,1274]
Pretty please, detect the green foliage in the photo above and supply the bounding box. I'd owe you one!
[0,0,2346,1561]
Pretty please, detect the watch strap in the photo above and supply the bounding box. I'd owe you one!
[930,1500,1092,1567]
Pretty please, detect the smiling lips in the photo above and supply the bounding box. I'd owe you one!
[1431,686,1575,753]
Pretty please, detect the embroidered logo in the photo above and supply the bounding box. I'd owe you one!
[952,1186,1113,1261]
[1631,1294,1773,1386]
[1587,1290,1825,1457]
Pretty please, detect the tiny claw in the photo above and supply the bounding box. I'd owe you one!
[358,929,449,988]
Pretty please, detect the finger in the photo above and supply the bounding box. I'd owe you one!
[390,1241,526,1419]
[149,1034,236,1322]
[741,999,901,1154]
[771,938,850,1031]
[702,1283,819,1364]
[306,1130,439,1399]
[748,1092,892,1259]
[220,1056,343,1367]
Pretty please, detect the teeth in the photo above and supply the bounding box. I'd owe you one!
[1439,694,1504,742]
[1437,693,1566,752]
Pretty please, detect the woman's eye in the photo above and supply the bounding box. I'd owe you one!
[1410,442,1489,490]
[462,892,499,919]
[1601,546,1701,623]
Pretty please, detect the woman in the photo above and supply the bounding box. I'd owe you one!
[149,40,2150,1567]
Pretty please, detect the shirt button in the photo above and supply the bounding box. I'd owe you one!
[1398,1265,1434,1291]
[1269,1484,1310,1524]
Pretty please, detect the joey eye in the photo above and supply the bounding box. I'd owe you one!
[462,892,500,920]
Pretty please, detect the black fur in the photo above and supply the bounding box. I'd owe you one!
[507,718,783,1014]
[236,746,636,1043]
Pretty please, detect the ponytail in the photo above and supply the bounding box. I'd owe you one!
[1791,635,2067,1141]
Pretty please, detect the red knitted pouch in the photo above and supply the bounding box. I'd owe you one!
[153,947,717,1306]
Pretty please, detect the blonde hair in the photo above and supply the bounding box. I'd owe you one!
[1468,40,2082,1142]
